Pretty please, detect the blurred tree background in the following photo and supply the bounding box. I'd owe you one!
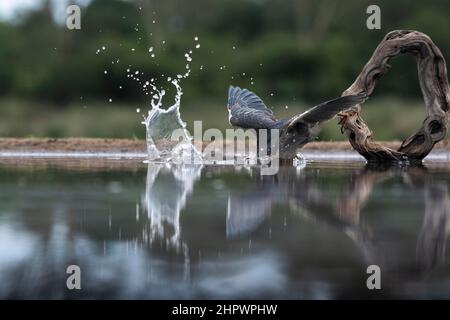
[0,0,449,140]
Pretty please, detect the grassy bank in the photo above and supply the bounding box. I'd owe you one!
[0,96,431,142]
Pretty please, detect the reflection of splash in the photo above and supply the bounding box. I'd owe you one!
[142,163,202,280]
[143,163,202,246]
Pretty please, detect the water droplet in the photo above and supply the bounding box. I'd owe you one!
[102,46,106,50]
[194,36,199,41]
[148,47,153,52]
[131,48,135,52]
[104,70,108,74]
[136,108,140,113]
[196,44,200,49]
[109,98,112,103]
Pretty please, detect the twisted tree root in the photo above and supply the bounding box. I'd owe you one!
[338,30,450,162]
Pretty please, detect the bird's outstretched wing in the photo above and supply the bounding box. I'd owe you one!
[288,93,367,128]
[227,86,280,129]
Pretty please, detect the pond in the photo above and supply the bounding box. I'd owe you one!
[0,157,450,299]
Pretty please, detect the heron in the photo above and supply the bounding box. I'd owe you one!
[227,86,366,160]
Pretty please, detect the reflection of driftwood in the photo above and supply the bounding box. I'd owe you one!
[417,182,450,271]
[338,164,450,272]
[336,168,395,224]
[338,30,450,162]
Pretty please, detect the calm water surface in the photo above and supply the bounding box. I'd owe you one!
[1,157,450,299]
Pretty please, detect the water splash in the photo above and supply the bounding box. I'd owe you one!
[97,34,202,163]
[140,39,202,163]
[142,79,201,163]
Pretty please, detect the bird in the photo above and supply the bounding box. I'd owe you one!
[227,86,367,160]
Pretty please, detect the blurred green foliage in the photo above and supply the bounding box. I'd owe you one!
[0,0,449,139]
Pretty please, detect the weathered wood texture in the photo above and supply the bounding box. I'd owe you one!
[338,30,450,162]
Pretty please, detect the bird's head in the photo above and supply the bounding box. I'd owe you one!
[337,106,362,134]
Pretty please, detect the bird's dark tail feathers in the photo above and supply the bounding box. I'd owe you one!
[227,86,273,113]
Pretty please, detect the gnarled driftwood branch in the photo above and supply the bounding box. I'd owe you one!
[338,30,450,162]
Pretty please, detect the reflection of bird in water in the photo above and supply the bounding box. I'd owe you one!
[226,86,366,160]
[226,164,450,274]
[226,166,381,267]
